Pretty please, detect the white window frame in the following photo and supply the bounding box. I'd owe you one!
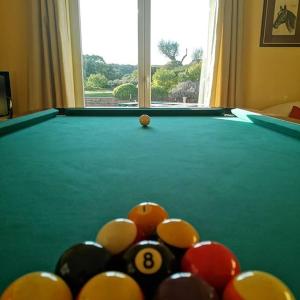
[138,0,151,107]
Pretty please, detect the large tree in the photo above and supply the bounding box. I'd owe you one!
[85,73,108,90]
[192,48,203,62]
[158,40,187,66]
[83,55,106,80]
[152,68,178,92]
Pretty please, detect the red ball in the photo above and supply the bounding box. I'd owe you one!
[181,241,240,292]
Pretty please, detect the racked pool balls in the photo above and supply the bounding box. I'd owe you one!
[55,241,111,296]
[1,272,72,300]
[223,271,295,300]
[123,240,175,298]
[77,271,144,300]
[139,114,151,127]
[154,272,219,300]
[128,202,168,239]
[181,241,240,292]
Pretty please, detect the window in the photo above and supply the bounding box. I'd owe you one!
[80,0,209,108]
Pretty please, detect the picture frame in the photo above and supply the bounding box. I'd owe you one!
[260,0,300,46]
[0,72,12,117]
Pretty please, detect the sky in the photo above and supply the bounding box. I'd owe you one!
[79,0,209,65]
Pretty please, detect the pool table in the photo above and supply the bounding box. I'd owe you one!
[0,108,299,297]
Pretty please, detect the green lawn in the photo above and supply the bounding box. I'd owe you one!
[84,90,113,97]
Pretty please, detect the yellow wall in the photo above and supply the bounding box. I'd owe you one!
[242,0,300,110]
[0,0,30,116]
[0,0,299,114]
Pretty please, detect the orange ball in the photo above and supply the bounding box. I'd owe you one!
[128,202,168,238]
[139,114,150,126]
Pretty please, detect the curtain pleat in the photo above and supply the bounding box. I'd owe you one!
[199,0,244,108]
[27,0,84,112]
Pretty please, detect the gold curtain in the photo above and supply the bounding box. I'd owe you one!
[27,0,84,112]
[200,0,244,108]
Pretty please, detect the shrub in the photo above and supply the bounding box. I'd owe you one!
[186,62,201,81]
[176,62,202,83]
[113,83,138,100]
[85,73,108,90]
[151,86,168,99]
[152,68,178,92]
[170,81,199,100]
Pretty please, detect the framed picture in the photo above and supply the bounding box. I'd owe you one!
[260,0,300,46]
[0,72,12,117]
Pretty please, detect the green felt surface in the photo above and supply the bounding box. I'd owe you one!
[0,109,58,136]
[0,114,300,297]
[232,108,300,139]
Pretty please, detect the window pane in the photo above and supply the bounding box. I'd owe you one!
[151,0,209,107]
[80,0,138,107]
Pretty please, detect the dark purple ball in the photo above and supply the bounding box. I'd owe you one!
[154,272,219,300]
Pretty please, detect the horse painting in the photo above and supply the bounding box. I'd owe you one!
[273,5,297,33]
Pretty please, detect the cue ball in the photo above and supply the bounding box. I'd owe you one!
[139,114,150,126]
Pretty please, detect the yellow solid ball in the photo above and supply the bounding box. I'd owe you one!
[77,271,144,300]
[96,218,137,254]
[1,272,72,300]
[139,114,150,126]
[223,271,296,300]
[157,218,200,248]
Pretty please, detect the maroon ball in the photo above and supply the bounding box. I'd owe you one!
[154,272,219,300]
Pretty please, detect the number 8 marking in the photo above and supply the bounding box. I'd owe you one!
[135,248,162,274]
[143,252,154,269]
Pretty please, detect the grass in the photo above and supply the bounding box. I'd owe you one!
[84,90,113,97]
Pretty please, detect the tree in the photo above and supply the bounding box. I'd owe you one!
[158,40,187,66]
[83,55,137,81]
[151,86,168,99]
[158,40,179,62]
[85,73,108,90]
[113,83,137,100]
[177,62,202,83]
[83,55,106,80]
[186,62,202,81]
[192,48,203,62]
[120,70,138,85]
[152,68,178,92]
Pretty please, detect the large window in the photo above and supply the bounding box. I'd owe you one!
[80,0,209,108]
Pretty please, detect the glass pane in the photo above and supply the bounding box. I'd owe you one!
[151,0,209,107]
[80,0,138,107]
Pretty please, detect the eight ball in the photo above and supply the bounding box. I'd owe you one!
[123,240,176,298]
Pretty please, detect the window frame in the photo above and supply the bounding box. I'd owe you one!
[138,0,151,107]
